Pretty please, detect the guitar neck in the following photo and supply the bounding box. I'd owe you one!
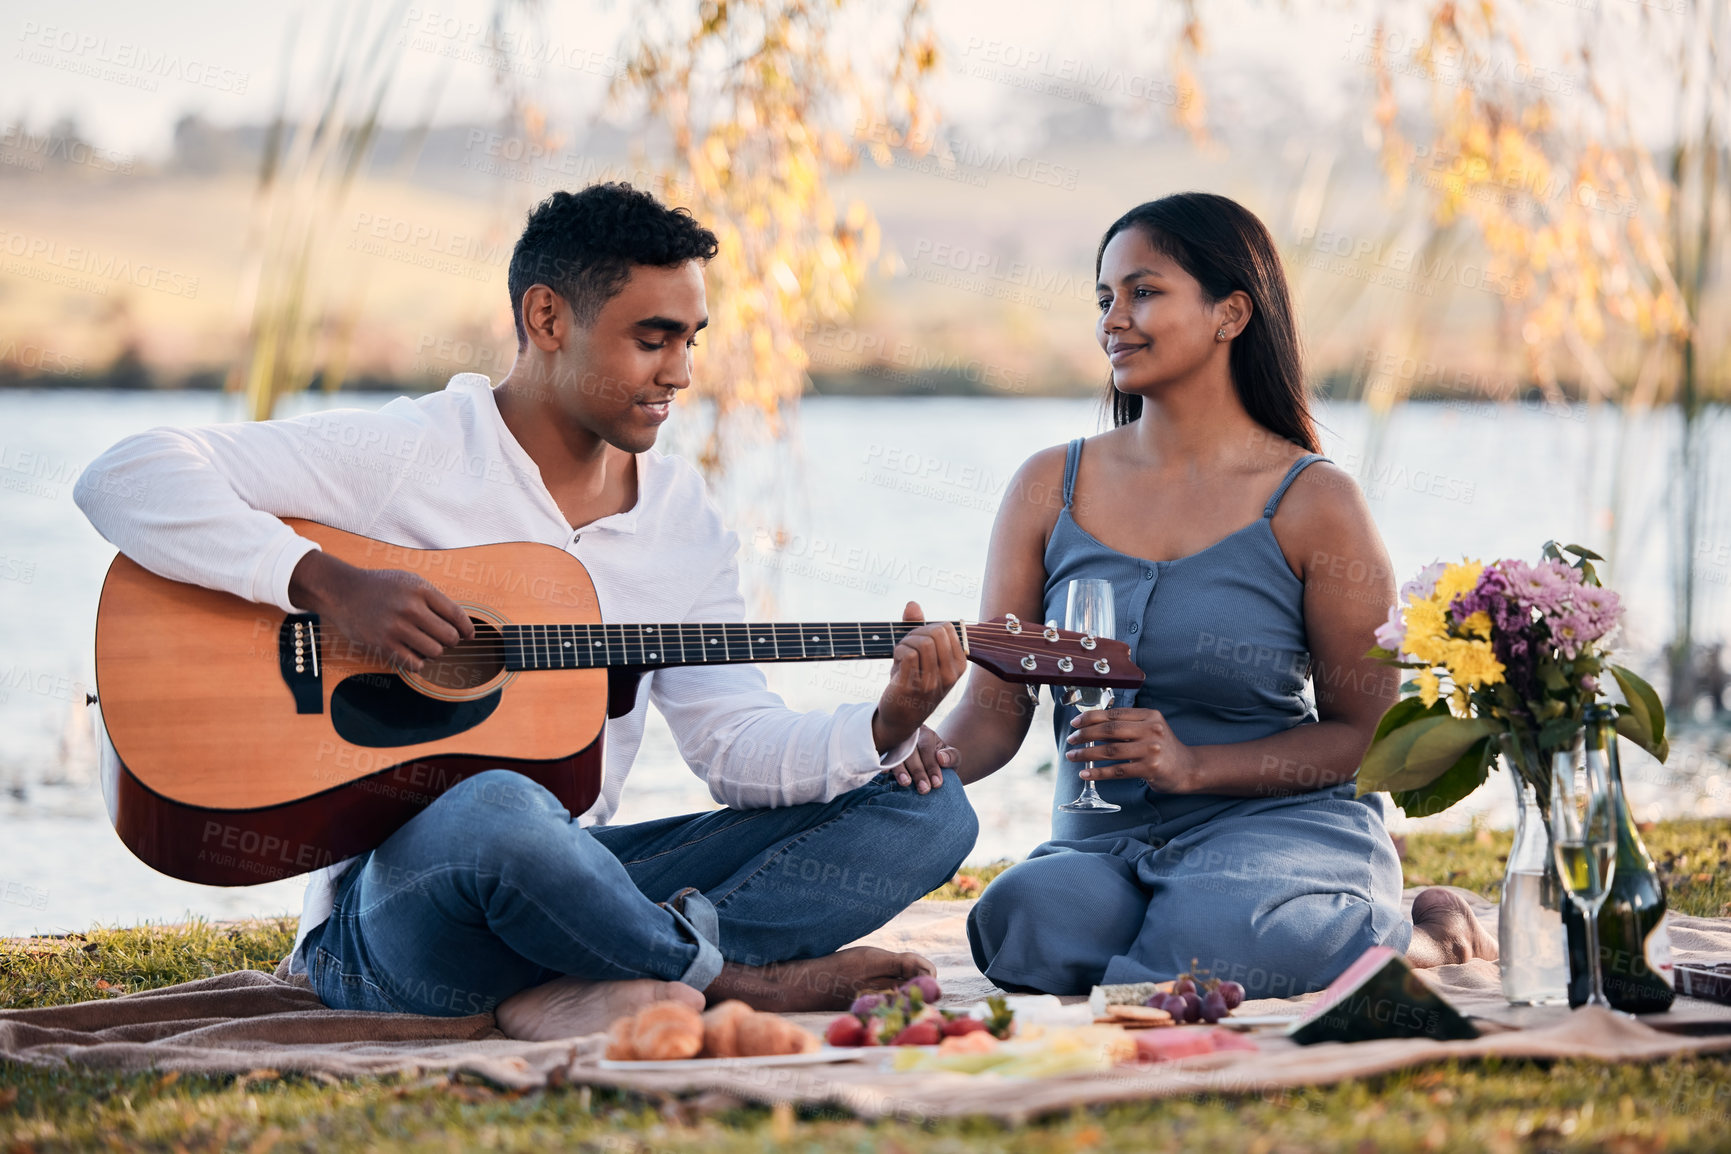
[500,621,953,670]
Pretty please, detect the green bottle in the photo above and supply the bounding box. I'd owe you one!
[1562,703,1675,1012]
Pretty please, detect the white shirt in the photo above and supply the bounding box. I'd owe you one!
[73,373,917,968]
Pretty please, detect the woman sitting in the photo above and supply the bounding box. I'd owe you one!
[912,192,1495,998]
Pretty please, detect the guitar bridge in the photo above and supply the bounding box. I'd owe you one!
[279,615,324,714]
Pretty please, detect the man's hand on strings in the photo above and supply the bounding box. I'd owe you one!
[871,601,967,763]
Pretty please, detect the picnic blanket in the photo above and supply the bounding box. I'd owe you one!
[4,889,1731,1120]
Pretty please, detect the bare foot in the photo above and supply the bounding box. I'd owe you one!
[494,977,704,1042]
[705,947,934,1013]
[1406,887,1499,968]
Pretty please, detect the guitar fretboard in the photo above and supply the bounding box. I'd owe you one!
[500,621,948,670]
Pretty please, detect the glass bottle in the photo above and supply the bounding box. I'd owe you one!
[1497,734,1571,1005]
[1561,703,1675,1012]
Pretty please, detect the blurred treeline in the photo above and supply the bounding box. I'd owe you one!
[1,2,1722,414]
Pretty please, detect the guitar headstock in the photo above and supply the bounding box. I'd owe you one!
[964,615,1144,690]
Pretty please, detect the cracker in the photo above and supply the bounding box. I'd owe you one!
[1107,1004,1173,1024]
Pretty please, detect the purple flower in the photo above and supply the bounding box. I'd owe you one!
[1581,675,1599,693]
[1374,605,1405,652]
[1401,561,1447,603]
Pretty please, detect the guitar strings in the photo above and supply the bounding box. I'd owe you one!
[321,622,1115,660]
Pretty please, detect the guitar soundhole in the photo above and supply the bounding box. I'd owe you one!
[414,621,508,697]
[330,673,502,749]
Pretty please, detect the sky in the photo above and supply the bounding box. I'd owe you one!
[0,0,1703,163]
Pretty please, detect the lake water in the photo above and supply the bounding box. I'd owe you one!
[2,388,1727,937]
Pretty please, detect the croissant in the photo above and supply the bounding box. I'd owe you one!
[610,999,818,1061]
[604,1014,638,1061]
[700,999,754,1059]
[630,1001,705,1061]
[734,1010,821,1057]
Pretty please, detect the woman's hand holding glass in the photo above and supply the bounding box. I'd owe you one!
[1066,707,1201,793]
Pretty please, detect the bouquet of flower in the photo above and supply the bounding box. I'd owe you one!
[1357,542,1668,819]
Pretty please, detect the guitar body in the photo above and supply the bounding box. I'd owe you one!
[96,521,609,885]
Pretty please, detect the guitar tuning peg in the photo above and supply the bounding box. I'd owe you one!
[1026,684,1040,702]
[1004,613,1022,635]
[1042,625,1060,642]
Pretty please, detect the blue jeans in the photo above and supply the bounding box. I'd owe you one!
[307,767,977,1016]
[966,783,1409,998]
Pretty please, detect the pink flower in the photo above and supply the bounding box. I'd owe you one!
[1550,609,1594,659]
[1581,675,1599,693]
[1544,559,1585,586]
[1512,561,1572,615]
[1574,584,1622,632]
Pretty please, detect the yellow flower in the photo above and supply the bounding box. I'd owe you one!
[1450,688,1470,717]
[1403,597,1450,664]
[1415,667,1441,707]
[1441,638,1505,691]
[1458,609,1492,639]
[1434,560,1485,608]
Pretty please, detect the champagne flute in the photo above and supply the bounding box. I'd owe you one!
[1550,751,1618,1011]
[1059,578,1121,814]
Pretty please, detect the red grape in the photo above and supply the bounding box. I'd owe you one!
[849,994,884,1017]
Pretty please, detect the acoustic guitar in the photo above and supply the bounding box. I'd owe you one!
[93,520,1143,885]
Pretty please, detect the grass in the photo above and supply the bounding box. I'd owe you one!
[4,818,1731,1152]
[1393,818,1731,918]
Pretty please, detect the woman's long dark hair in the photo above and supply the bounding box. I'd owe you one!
[1096,193,1318,453]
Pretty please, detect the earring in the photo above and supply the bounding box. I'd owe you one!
[1216,328,1227,341]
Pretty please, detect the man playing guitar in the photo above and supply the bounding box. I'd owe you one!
[74,182,977,1038]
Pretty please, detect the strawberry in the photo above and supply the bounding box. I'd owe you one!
[889,1020,942,1047]
[941,1016,989,1037]
[824,1014,867,1047]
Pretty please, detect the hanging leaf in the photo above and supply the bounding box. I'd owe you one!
[1609,664,1669,762]
[1370,695,1448,745]
[1390,736,1494,819]
[1359,714,1496,794]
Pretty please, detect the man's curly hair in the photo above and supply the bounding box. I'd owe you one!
[507,183,719,349]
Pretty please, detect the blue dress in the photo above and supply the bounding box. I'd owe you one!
[965,438,1412,998]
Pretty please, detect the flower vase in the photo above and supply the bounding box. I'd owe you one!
[1497,738,1571,1005]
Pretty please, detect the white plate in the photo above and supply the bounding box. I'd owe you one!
[1216,1014,1301,1030]
[597,1047,877,1072]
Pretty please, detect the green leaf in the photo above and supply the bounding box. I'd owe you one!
[1370,695,1448,746]
[1390,736,1493,820]
[1545,540,1603,585]
[1536,716,1583,750]
[1609,664,1669,762]
[1359,715,1496,794]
